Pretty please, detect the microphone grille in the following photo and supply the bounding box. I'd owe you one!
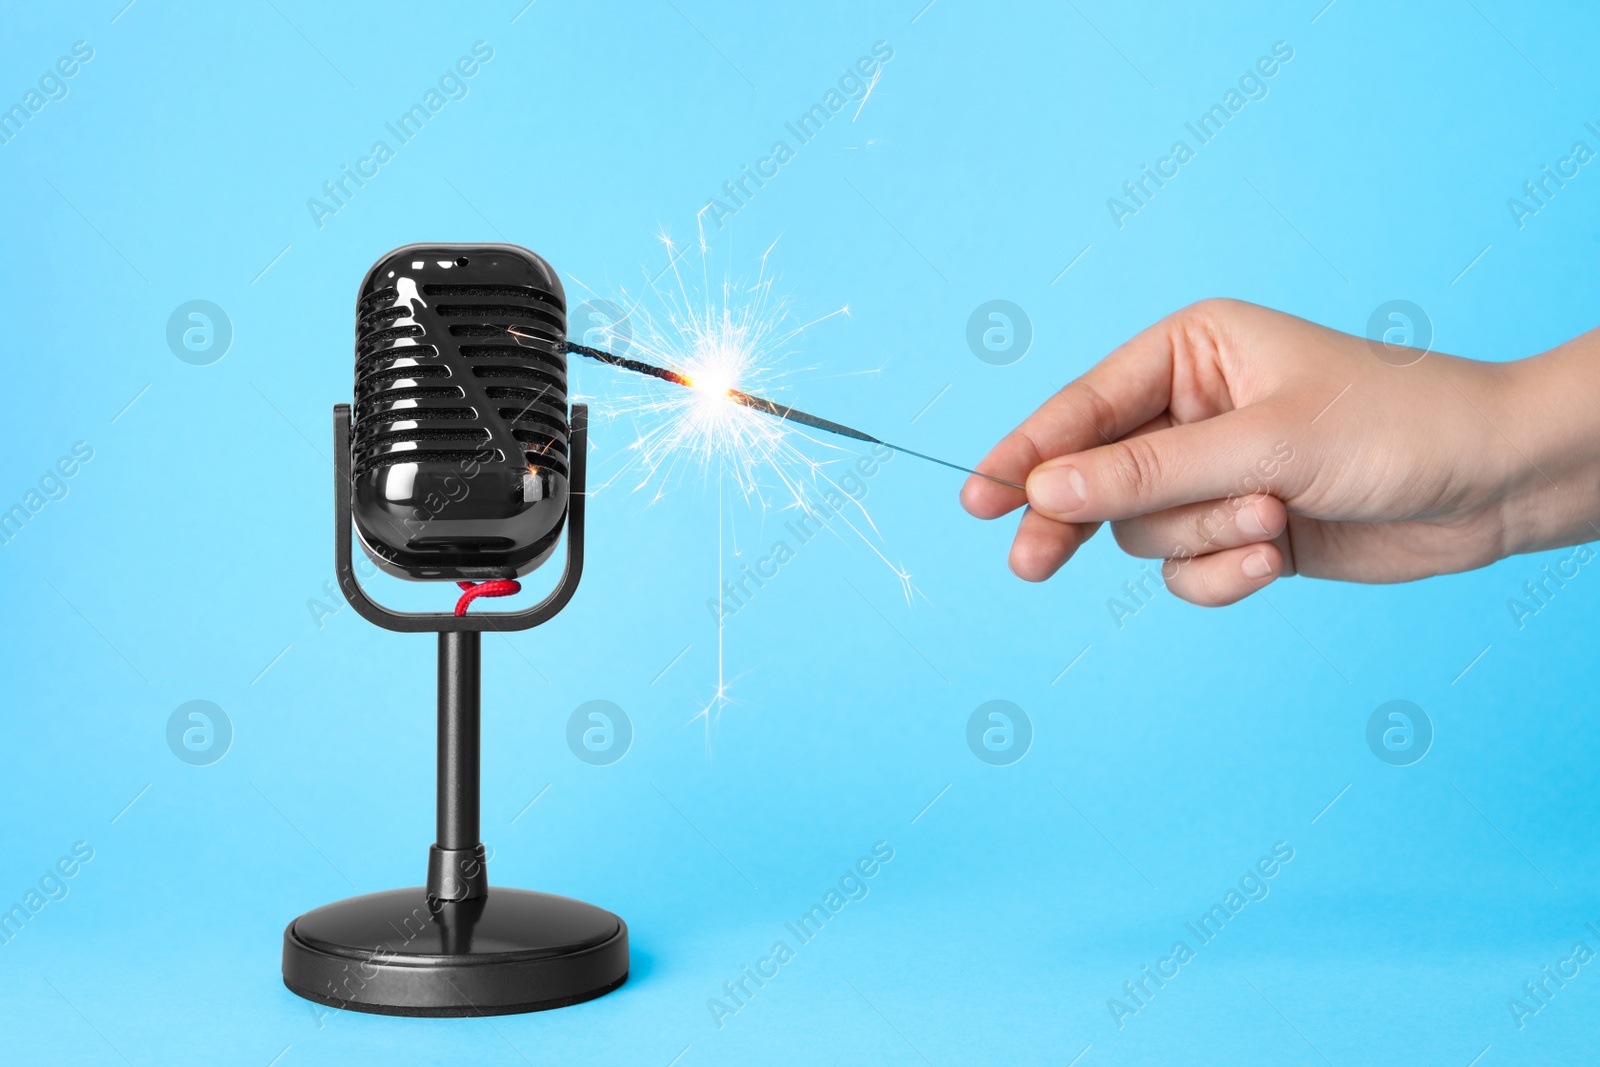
[350,245,571,580]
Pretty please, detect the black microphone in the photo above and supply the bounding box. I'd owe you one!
[351,243,570,581]
[279,243,628,1019]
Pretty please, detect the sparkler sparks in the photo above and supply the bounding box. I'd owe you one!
[551,338,1022,490]
[532,237,974,747]
[543,243,834,512]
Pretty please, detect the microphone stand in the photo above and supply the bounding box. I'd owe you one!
[279,403,629,1017]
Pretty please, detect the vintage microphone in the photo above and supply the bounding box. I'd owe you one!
[279,244,629,1017]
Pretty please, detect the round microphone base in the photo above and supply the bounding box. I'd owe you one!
[281,887,628,1017]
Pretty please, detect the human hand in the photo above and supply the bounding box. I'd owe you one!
[961,299,1600,605]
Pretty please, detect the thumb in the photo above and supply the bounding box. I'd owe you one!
[1025,412,1288,523]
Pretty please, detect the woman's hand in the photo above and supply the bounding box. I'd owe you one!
[961,299,1600,606]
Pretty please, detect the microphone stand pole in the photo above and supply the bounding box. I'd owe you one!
[279,403,628,1017]
[431,631,485,904]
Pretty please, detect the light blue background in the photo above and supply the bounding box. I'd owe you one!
[2,1,1598,1064]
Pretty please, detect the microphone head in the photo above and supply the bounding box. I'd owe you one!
[351,243,570,581]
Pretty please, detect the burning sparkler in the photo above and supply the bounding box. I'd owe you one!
[556,338,1022,491]
[520,237,988,746]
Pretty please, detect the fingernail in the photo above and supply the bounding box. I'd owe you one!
[1031,465,1087,514]
[1236,501,1269,538]
[1241,551,1272,580]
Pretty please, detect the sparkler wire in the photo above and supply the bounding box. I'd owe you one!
[560,338,1023,491]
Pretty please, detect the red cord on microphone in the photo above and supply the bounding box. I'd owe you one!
[454,579,522,616]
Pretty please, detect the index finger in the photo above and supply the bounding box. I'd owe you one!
[961,314,1184,519]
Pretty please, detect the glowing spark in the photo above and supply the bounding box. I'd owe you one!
[555,337,1020,490]
[547,240,930,745]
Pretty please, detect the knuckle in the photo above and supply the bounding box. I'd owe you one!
[1107,435,1165,503]
[1170,299,1247,366]
[1184,296,1246,320]
[1188,502,1233,552]
[1162,555,1226,607]
[1009,428,1046,473]
[1064,379,1119,444]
